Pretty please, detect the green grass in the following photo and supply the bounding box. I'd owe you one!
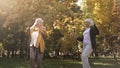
[0,58,120,68]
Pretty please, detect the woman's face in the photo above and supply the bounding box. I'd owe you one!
[36,20,43,27]
[85,21,90,28]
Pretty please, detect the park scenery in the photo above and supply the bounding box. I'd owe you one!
[0,0,120,68]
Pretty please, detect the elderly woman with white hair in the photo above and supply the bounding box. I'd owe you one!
[27,18,47,68]
[77,18,99,68]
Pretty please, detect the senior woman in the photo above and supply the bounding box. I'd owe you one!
[77,18,99,68]
[27,18,47,68]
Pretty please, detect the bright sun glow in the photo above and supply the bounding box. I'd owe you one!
[0,0,15,11]
[76,0,83,6]
[0,0,9,9]
[76,0,84,10]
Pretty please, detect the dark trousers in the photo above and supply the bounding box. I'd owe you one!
[30,46,43,68]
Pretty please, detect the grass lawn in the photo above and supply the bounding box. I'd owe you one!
[0,58,120,68]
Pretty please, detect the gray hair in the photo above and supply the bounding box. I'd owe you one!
[85,18,94,26]
[30,18,44,29]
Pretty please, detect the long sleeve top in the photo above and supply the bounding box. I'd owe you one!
[77,25,99,49]
[30,27,47,53]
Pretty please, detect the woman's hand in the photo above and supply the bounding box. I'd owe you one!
[39,26,46,31]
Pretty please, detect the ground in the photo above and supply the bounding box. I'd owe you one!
[0,58,120,68]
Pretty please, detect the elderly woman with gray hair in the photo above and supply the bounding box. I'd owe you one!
[77,18,99,68]
[27,18,47,68]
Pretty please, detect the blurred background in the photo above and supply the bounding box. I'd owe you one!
[0,0,120,62]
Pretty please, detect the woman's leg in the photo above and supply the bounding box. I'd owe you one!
[30,47,36,68]
[81,45,93,68]
[36,48,44,68]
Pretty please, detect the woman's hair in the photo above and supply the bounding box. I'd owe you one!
[85,18,94,26]
[30,18,44,29]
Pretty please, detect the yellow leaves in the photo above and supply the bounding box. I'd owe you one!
[94,3,100,11]
[53,20,62,29]
[64,17,72,23]
[96,19,102,24]
[93,2,101,16]
[73,18,81,25]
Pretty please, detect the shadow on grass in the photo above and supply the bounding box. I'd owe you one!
[0,58,120,68]
[43,59,82,68]
[90,58,120,68]
[0,58,29,68]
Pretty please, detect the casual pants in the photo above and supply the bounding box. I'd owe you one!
[30,46,43,68]
[81,43,93,68]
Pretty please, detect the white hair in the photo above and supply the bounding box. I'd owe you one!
[30,18,44,30]
[85,18,94,26]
